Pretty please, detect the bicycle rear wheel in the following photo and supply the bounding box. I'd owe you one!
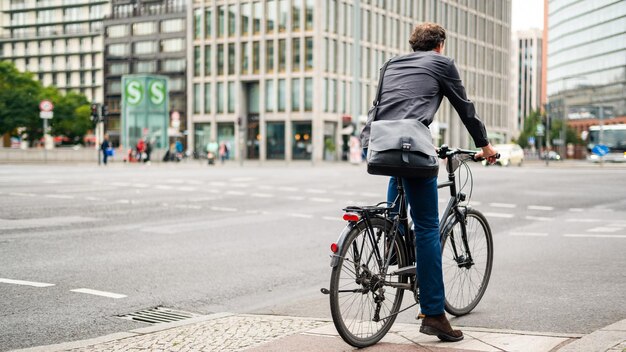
[329,217,407,348]
[441,208,493,316]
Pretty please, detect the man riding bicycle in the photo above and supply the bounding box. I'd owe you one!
[360,22,498,342]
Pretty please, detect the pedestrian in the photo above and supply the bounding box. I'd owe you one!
[218,141,228,164]
[101,134,110,165]
[144,138,152,163]
[136,138,146,162]
[360,22,498,342]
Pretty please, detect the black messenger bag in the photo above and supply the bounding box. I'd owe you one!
[365,60,439,179]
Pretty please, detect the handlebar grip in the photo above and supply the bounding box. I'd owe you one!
[473,153,501,162]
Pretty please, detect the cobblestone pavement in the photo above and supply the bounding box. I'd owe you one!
[64,315,327,352]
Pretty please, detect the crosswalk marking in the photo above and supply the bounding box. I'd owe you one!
[483,212,514,218]
[509,232,548,237]
[0,278,55,288]
[564,234,626,239]
[527,205,554,211]
[489,203,517,208]
[70,288,126,299]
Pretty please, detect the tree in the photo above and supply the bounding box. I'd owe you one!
[47,90,92,144]
[516,110,543,149]
[0,61,42,140]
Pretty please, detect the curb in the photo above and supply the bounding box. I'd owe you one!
[557,319,626,352]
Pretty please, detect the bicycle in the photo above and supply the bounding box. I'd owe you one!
[322,145,496,348]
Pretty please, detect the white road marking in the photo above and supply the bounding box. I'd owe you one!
[509,232,548,237]
[566,219,601,223]
[489,203,517,208]
[0,278,55,287]
[155,185,173,190]
[564,234,626,239]
[111,182,130,187]
[525,216,553,221]
[230,183,250,188]
[258,185,275,190]
[210,206,237,212]
[175,204,202,210]
[45,194,75,199]
[186,180,203,185]
[287,213,313,218]
[116,199,130,204]
[177,186,196,192]
[569,208,584,212]
[306,189,327,194]
[231,177,256,182]
[210,182,226,186]
[310,197,334,203]
[84,196,105,201]
[43,180,60,184]
[483,212,514,218]
[206,189,220,193]
[588,227,623,233]
[251,193,274,198]
[245,210,271,215]
[9,192,35,197]
[286,196,305,201]
[133,183,149,188]
[322,216,343,222]
[70,288,126,299]
[527,205,554,211]
[278,186,298,192]
[226,191,246,196]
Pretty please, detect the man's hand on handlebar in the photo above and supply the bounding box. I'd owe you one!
[475,143,498,165]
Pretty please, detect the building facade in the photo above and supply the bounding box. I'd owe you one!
[510,29,543,136]
[0,0,109,102]
[187,0,512,161]
[103,0,187,147]
[546,0,626,142]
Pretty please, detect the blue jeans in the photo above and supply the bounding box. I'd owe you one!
[387,176,443,316]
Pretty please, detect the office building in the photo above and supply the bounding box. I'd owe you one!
[0,0,109,102]
[188,0,512,161]
[103,0,187,147]
[546,0,626,143]
[511,28,543,136]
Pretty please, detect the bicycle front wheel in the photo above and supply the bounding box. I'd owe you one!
[442,208,493,316]
[329,217,407,348]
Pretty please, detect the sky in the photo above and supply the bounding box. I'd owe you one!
[511,0,544,31]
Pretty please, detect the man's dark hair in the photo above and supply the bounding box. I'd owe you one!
[409,22,446,52]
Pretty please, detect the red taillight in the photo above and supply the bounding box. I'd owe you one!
[342,213,360,222]
[330,243,339,253]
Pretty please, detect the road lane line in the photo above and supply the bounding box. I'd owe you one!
[525,216,553,221]
[70,288,126,299]
[210,206,237,212]
[111,182,130,187]
[509,232,548,237]
[566,219,601,223]
[84,196,105,201]
[483,212,514,218]
[278,186,298,192]
[569,208,584,212]
[306,189,327,194]
[116,199,130,204]
[258,185,275,190]
[564,234,626,239]
[155,185,173,190]
[9,192,36,197]
[0,278,55,287]
[251,193,274,198]
[287,213,313,218]
[226,191,246,196]
[133,183,149,188]
[177,186,196,192]
[206,189,220,193]
[334,191,355,196]
[527,205,554,211]
[286,196,305,201]
[587,227,623,233]
[489,203,517,208]
[45,194,75,199]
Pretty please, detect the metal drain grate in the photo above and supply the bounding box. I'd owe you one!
[117,306,200,325]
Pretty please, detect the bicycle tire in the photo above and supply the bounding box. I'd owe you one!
[441,208,493,316]
[329,217,407,348]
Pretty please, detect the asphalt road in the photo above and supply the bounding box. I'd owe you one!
[0,161,625,351]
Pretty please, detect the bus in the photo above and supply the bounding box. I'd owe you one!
[586,124,626,162]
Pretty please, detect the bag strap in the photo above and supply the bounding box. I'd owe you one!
[371,59,392,120]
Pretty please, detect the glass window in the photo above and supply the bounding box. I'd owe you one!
[194,123,211,155]
[241,3,250,35]
[305,0,314,30]
[292,121,312,160]
[292,38,301,71]
[194,46,201,76]
[218,6,225,37]
[204,83,211,113]
[162,18,185,33]
[217,82,224,113]
[204,9,212,38]
[278,79,286,111]
[204,45,211,75]
[304,77,313,111]
[228,81,236,113]
[133,22,156,36]
[228,43,235,75]
[194,8,202,39]
[107,43,128,56]
[267,0,276,33]
[170,77,184,91]
[161,38,185,53]
[266,40,274,72]
[217,44,224,75]
[266,122,285,159]
[107,24,127,38]
[228,5,236,36]
[134,60,156,73]
[305,37,313,70]
[241,42,249,74]
[253,41,260,73]
[134,41,156,55]
[279,0,288,32]
[162,58,185,72]
[194,83,201,113]
[292,78,300,111]
[292,0,301,31]
[278,39,286,72]
[266,79,274,112]
[253,1,262,33]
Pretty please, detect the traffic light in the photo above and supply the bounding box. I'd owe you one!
[101,104,108,120]
[90,103,100,126]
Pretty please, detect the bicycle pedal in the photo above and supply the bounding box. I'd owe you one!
[415,313,425,320]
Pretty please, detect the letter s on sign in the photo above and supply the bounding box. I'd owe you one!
[126,80,143,105]
[149,81,165,105]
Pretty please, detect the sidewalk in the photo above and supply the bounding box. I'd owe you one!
[13,313,626,352]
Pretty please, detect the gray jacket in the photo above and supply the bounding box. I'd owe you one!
[360,51,489,148]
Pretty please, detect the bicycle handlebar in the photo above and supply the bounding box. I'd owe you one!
[436,145,500,162]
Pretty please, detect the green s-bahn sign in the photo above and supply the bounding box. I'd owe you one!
[121,75,169,150]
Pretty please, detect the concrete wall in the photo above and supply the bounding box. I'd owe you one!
[0,148,167,163]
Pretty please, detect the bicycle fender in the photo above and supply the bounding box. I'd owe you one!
[330,222,357,268]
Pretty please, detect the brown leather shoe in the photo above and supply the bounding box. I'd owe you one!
[419,314,464,342]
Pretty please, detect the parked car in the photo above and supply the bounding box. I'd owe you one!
[484,143,524,167]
